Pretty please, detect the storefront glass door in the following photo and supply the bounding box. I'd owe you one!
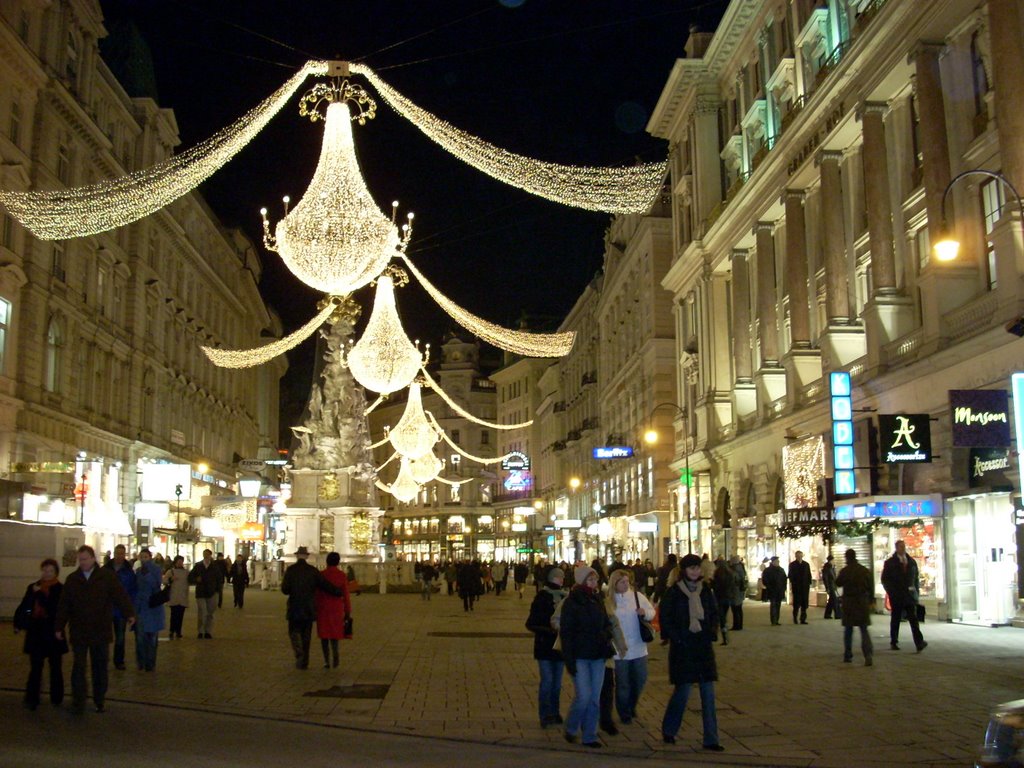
[949,496,1018,625]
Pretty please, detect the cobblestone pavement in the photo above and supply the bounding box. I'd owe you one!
[2,587,1019,767]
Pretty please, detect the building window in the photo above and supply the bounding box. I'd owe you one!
[970,32,989,119]
[9,99,21,147]
[96,265,108,315]
[57,141,72,185]
[451,429,460,445]
[52,243,66,282]
[44,318,63,392]
[18,11,30,41]
[915,227,930,272]
[480,429,490,446]
[480,484,492,504]
[0,297,9,375]
[981,178,1005,290]
[1,214,13,250]
[909,94,924,180]
[65,31,79,84]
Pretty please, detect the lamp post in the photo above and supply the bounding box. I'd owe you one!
[644,402,692,555]
[78,472,87,526]
[933,169,1024,262]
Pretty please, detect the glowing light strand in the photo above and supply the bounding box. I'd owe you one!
[401,254,574,357]
[1,62,327,240]
[201,296,338,368]
[365,395,385,415]
[420,365,532,429]
[434,475,473,487]
[351,63,667,215]
[427,412,513,466]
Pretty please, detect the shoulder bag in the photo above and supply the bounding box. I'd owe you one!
[635,590,655,643]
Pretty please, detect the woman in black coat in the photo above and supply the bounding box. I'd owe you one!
[15,558,68,709]
[659,554,723,751]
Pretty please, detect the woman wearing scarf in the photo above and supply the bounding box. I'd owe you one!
[525,566,567,728]
[557,565,614,748]
[606,568,656,724]
[15,558,68,709]
[659,553,724,751]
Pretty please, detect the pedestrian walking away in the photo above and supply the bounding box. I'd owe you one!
[315,552,352,669]
[55,545,135,714]
[214,552,229,608]
[653,554,676,603]
[558,566,615,748]
[762,556,787,625]
[165,555,189,639]
[103,544,136,670]
[514,561,529,598]
[788,551,812,624]
[881,540,927,652]
[728,555,747,630]
[281,546,342,669]
[188,549,223,638]
[659,554,723,752]
[822,554,841,620]
[836,548,874,665]
[15,558,67,710]
[711,557,734,645]
[607,569,655,724]
[231,554,250,608]
[525,566,567,728]
[131,548,165,671]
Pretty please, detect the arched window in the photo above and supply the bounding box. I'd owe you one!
[44,317,63,392]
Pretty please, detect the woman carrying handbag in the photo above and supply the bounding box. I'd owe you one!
[607,569,656,724]
[15,558,68,709]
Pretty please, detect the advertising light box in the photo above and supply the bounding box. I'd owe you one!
[141,463,192,502]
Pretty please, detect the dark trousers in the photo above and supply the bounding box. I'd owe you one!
[769,599,782,625]
[288,620,313,668]
[824,591,841,619]
[321,638,339,667]
[600,665,615,728]
[792,593,809,623]
[730,604,744,630]
[169,605,186,637]
[71,642,108,708]
[233,582,246,608]
[717,602,731,635]
[890,600,925,647]
[462,594,475,612]
[25,650,64,706]
[112,617,128,666]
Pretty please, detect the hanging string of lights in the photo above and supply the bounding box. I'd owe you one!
[401,253,574,357]
[434,475,473,487]
[365,394,386,415]
[427,412,512,466]
[0,61,327,240]
[351,62,666,214]
[419,365,532,429]
[200,296,339,368]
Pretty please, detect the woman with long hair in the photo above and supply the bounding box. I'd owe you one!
[15,558,67,709]
[606,569,655,724]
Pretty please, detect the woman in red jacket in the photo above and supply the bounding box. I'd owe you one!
[315,552,351,668]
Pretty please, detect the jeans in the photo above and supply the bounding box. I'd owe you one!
[614,656,648,721]
[25,650,64,706]
[662,681,718,746]
[112,617,128,666]
[537,659,564,720]
[890,600,924,647]
[71,642,108,708]
[565,658,604,743]
[169,605,186,637]
[134,630,159,670]
[196,596,217,635]
[843,624,873,660]
[769,599,782,625]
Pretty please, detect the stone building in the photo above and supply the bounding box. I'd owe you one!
[648,0,1024,625]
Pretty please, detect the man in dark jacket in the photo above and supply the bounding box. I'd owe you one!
[55,545,135,713]
[787,551,812,624]
[514,561,529,598]
[281,546,342,669]
[525,566,567,728]
[821,554,841,620]
[230,555,250,608]
[762,556,787,625]
[188,549,223,638]
[836,548,874,665]
[103,544,136,670]
[881,540,927,652]
[654,554,677,603]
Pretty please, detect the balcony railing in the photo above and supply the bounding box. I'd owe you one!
[854,0,888,32]
[815,41,851,85]
[581,416,600,432]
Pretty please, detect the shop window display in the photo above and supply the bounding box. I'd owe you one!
[871,521,944,600]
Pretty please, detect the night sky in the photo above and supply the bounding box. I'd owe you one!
[98,0,728,441]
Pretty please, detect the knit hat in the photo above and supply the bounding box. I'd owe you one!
[574,566,597,585]
[770,556,779,562]
[729,554,741,565]
[679,554,702,570]
[547,567,565,583]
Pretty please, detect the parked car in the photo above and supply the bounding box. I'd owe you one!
[977,699,1024,767]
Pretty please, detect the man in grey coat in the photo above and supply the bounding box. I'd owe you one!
[836,549,873,666]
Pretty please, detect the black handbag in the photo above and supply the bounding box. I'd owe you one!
[635,591,655,643]
[149,582,171,608]
[343,614,353,638]
[13,594,33,631]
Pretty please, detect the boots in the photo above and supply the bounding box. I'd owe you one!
[331,639,339,668]
[321,639,331,669]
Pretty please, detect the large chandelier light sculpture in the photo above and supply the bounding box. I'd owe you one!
[376,457,420,504]
[387,383,440,459]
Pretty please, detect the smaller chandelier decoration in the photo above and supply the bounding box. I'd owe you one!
[388,383,441,459]
[408,451,444,485]
[346,267,428,394]
[376,457,421,504]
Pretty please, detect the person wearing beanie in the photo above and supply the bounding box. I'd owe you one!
[606,569,656,724]
[558,566,614,748]
[659,554,723,752]
[526,567,568,728]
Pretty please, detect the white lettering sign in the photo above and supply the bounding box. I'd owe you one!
[954,407,1008,426]
[973,454,1010,478]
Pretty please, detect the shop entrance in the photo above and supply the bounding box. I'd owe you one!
[948,495,1018,625]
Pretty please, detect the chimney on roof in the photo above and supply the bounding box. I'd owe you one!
[684,23,713,59]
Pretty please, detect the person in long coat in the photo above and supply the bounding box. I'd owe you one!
[525,566,567,727]
[132,549,165,671]
[727,555,747,630]
[659,554,723,752]
[457,560,483,612]
[835,548,874,665]
[787,551,812,624]
[165,555,189,639]
[231,555,250,608]
[281,546,341,669]
[16,558,68,709]
[711,558,733,645]
[315,552,352,669]
[762,556,787,625]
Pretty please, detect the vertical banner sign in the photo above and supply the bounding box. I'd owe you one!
[1011,374,1024,493]
[830,372,856,495]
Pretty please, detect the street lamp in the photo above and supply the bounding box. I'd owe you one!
[645,402,692,554]
[933,169,1024,262]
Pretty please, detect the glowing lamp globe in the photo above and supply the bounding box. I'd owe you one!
[266,102,400,294]
[346,277,423,394]
[408,451,443,484]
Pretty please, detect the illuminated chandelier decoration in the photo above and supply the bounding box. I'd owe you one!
[408,451,444,485]
[345,267,428,394]
[0,61,328,239]
[387,382,440,459]
[375,456,421,504]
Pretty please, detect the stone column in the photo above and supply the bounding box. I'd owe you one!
[731,250,753,381]
[818,151,849,322]
[989,0,1024,197]
[913,44,953,247]
[860,102,897,295]
[754,222,780,365]
[784,189,811,349]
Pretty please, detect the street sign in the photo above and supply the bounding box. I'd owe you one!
[238,459,266,471]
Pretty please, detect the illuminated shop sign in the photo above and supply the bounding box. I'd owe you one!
[830,372,855,495]
[779,507,835,525]
[782,436,825,508]
[949,389,1010,447]
[968,447,1011,488]
[1012,373,1024,493]
[593,446,634,459]
[834,496,938,521]
[878,414,932,463]
[554,519,582,529]
[501,451,530,471]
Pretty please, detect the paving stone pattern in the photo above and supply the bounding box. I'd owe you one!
[1,588,1018,766]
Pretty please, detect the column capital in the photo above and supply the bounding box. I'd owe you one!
[907,41,948,64]
[815,149,844,167]
[731,247,749,259]
[782,188,806,205]
[856,101,890,121]
[753,220,776,236]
